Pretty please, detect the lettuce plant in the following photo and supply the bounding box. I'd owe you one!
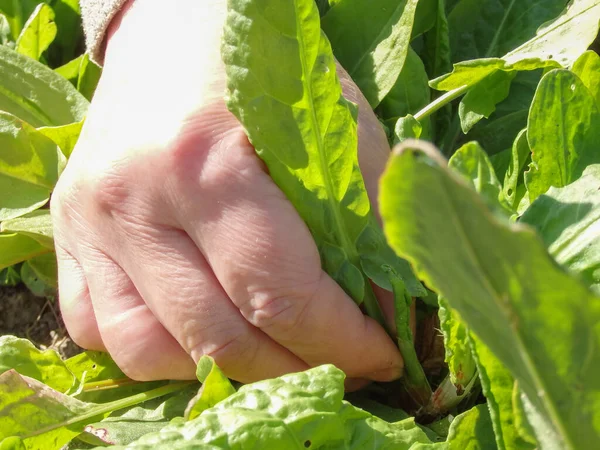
[2,0,600,449]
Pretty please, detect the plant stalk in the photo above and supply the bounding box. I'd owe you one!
[413,85,469,122]
[386,268,432,407]
[421,372,479,418]
[397,338,433,406]
[83,377,142,392]
[24,381,196,439]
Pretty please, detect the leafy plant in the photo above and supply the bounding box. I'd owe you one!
[0,0,95,296]
[2,0,600,448]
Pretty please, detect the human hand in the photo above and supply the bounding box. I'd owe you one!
[52,0,402,385]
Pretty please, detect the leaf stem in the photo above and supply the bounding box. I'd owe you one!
[82,377,142,392]
[421,372,479,418]
[414,85,469,122]
[24,381,196,439]
[387,269,432,406]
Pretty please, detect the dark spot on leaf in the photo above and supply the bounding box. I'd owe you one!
[304,440,311,448]
[507,188,513,196]
[92,364,97,369]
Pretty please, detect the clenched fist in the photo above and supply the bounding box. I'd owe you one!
[52,0,402,385]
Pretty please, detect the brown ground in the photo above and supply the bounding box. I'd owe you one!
[0,285,81,359]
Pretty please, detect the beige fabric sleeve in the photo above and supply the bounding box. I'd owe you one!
[79,0,129,61]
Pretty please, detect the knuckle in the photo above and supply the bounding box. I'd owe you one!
[165,128,264,193]
[241,287,314,338]
[162,137,212,192]
[195,328,258,373]
[86,168,136,217]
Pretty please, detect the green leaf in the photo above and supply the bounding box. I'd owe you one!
[448,0,566,62]
[0,335,75,392]
[503,0,600,68]
[222,0,424,325]
[489,148,511,182]
[0,0,44,41]
[185,356,236,421]
[447,141,511,213]
[77,385,200,447]
[1,210,54,248]
[380,141,600,449]
[420,0,451,143]
[572,50,600,109]
[0,265,20,286]
[0,112,66,221]
[432,0,600,92]
[458,70,515,133]
[470,335,535,450]
[437,298,477,394]
[26,252,57,287]
[0,370,96,450]
[101,365,436,449]
[0,437,25,450]
[0,45,88,127]
[75,54,102,101]
[343,393,410,423]
[54,52,81,82]
[315,0,332,16]
[15,3,56,61]
[321,0,420,107]
[446,404,497,450]
[65,352,167,405]
[421,0,451,79]
[459,111,526,158]
[511,383,539,446]
[502,129,530,210]
[378,47,430,121]
[0,13,12,46]
[0,233,48,270]
[521,165,600,295]
[20,259,55,296]
[525,69,600,202]
[456,70,539,157]
[65,351,126,385]
[412,0,437,38]
[393,114,423,145]
[431,58,556,93]
[55,54,102,102]
[50,0,82,64]
[0,363,192,450]
[37,120,83,158]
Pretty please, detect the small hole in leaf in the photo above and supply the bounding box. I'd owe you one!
[507,188,513,196]
[92,364,97,369]
[304,440,311,448]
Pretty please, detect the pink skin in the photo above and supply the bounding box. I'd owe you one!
[52,0,403,386]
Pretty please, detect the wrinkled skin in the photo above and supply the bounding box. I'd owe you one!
[52,0,402,385]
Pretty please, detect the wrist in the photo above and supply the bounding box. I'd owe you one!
[87,0,230,149]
